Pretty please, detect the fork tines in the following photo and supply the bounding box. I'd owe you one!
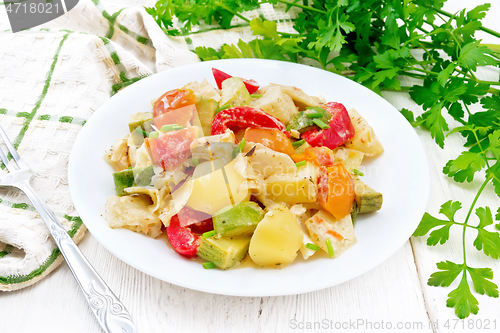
[0,124,27,172]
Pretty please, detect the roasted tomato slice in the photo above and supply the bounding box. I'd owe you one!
[211,106,286,136]
[154,105,195,129]
[212,68,259,94]
[153,89,196,118]
[317,164,355,220]
[177,206,214,234]
[302,102,355,149]
[167,215,200,257]
[146,127,198,171]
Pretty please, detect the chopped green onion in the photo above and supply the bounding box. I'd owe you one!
[292,139,305,147]
[148,131,159,138]
[326,239,334,258]
[352,169,364,176]
[215,103,231,115]
[239,138,246,151]
[202,230,216,239]
[305,243,320,251]
[286,124,291,131]
[172,125,185,130]
[232,146,240,159]
[250,94,262,98]
[312,119,330,130]
[202,262,215,269]
[161,124,178,132]
[295,160,306,167]
[305,112,323,119]
[192,158,199,166]
[306,106,326,112]
[135,128,148,136]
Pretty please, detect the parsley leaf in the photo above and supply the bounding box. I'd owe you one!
[250,18,280,39]
[428,260,464,287]
[447,274,479,319]
[473,207,500,259]
[400,108,416,125]
[413,200,461,245]
[443,151,486,182]
[458,40,498,71]
[467,266,499,298]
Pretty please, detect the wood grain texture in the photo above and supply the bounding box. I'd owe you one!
[1,1,499,332]
[0,238,430,333]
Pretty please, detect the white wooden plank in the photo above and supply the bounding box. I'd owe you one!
[0,235,430,333]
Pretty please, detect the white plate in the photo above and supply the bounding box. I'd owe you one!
[68,59,430,297]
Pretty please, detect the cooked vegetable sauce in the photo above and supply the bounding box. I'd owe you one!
[104,68,384,270]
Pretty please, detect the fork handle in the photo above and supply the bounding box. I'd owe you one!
[18,182,136,333]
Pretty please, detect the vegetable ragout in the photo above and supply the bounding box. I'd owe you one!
[104,68,384,269]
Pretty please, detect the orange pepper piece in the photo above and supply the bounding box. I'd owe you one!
[318,164,355,220]
[244,128,295,155]
[291,147,335,166]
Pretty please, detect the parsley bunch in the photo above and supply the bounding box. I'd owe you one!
[146,0,500,318]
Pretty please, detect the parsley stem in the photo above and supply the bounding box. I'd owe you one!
[274,0,326,14]
[462,177,491,265]
[219,2,250,22]
[381,86,413,92]
[411,68,440,76]
[278,31,300,37]
[402,70,500,87]
[472,130,500,185]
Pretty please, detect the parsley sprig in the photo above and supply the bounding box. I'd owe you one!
[145,0,500,318]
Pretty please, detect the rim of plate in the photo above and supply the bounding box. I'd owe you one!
[68,59,430,297]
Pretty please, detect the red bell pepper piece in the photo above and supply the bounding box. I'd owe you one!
[211,106,286,136]
[146,127,198,171]
[177,206,214,234]
[167,214,200,257]
[212,68,260,94]
[302,102,355,149]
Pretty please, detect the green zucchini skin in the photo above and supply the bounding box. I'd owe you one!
[213,201,265,237]
[197,236,251,269]
[112,165,155,196]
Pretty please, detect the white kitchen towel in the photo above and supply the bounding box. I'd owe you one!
[0,0,298,290]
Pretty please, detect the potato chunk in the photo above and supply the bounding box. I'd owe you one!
[305,210,356,258]
[185,158,250,215]
[264,162,319,204]
[249,204,303,267]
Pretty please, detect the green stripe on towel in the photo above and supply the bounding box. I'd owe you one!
[0,216,83,285]
[13,33,70,150]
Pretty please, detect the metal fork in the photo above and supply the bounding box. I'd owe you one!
[0,125,136,333]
